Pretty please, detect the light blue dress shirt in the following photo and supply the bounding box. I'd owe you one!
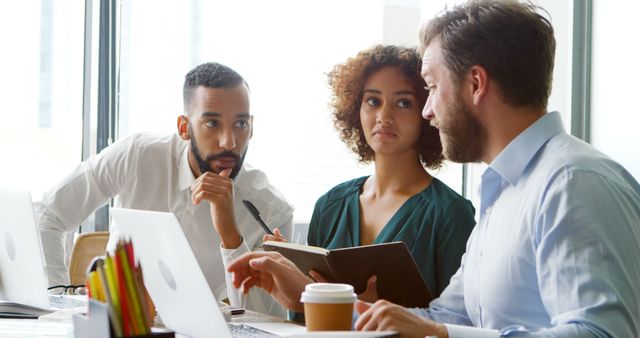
[413,112,640,337]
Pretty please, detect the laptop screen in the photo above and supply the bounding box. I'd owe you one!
[0,189,51,310]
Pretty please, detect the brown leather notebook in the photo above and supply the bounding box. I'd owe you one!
[262,241,432,307]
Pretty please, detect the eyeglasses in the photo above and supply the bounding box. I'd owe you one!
[48,284,87,296]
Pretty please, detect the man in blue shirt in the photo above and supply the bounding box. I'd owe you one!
[228,1,640,337]
[353,1,640,337]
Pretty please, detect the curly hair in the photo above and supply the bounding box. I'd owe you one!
[328,45,443,169]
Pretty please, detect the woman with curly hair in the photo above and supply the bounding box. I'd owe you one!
[268,45,476,301]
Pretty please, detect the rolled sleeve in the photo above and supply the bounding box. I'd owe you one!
[35,135,133,286]
[35,162,112,286]
[220,238,251,308]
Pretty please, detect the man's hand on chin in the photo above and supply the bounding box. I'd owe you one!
[354,300,449,338]
[191,167,242,249]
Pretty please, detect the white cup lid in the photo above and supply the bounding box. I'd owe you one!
[300,283,357,304]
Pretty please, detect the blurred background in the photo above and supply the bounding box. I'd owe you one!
[0,0,637,228]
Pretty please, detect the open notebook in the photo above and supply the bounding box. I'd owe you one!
[0,189,87,318]
[263,240,432,308]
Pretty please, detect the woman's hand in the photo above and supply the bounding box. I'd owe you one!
[358,275,378,303]
[262,228,286,243]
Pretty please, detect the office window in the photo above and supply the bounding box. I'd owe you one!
[591,1,640,181]
[0,1,85,200]
[118,0,465,223]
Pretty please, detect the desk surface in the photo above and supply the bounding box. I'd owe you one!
[0,308,399,338]
[0,318,73,337]
[0,307,286,338]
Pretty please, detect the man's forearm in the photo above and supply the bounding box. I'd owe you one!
[445,322,606,338]
[219,228,243,249]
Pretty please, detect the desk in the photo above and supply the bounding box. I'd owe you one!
[0,317,73,337]
[0,308,287,338]
[0,308,399,338]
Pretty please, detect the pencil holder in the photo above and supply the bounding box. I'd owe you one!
[73,300,174,338]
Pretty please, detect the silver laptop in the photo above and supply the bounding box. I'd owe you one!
[0,189,86,318]
[111,208,397,338]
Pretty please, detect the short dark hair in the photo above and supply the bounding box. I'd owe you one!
[328,45,443,169]
[183,62,247,110]
[419,0,555,110]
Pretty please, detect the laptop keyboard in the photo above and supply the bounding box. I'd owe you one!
[228,324,278,337]
[48,295,87,310]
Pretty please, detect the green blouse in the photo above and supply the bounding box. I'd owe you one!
[307,176,476,297]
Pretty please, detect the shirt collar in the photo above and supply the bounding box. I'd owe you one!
[489,111,565,186]
[179,144,196,191]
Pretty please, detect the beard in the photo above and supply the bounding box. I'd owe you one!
[189,126,247,180]
[438,98,487,163]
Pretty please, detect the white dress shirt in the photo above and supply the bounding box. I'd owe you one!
[34,133,294,316]
[412,112,640,337]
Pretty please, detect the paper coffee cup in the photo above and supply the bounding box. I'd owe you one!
[300,283,356,331]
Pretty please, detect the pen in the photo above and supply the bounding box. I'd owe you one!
[242,199,274,235]
[231,308,245,315]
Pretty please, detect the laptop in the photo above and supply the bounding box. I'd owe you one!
[0,189,87,318]
[111,207,397,338]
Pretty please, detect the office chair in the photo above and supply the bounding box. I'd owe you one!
[68,231,110,285]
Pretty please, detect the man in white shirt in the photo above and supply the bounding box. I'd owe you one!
[35,62,294,315]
